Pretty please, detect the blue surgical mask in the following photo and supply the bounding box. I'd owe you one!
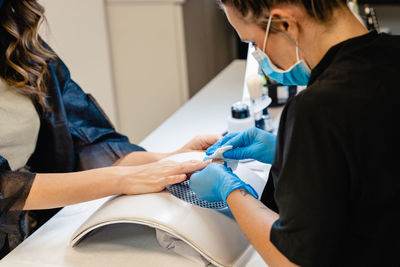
[252,16,311,86]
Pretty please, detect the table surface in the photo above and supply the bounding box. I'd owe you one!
[1,60,281,267]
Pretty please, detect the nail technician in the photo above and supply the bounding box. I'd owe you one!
[190,0,400,266]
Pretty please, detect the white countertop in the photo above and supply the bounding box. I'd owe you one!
[0,60,273,267]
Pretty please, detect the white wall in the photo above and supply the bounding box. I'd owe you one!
[38,0,118,125]
[106,1,189,143]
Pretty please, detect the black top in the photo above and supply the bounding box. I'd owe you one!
[261,31,400,266]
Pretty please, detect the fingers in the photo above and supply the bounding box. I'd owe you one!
[222,132,248,150]
[164,159,211,177]
[206,132,239,155]
[211,159,224,165]
[208,161,232,172]
[189,162,236,202]
[223,146,254,160]
[194,134,223,151]
[121,160,211,195]
[163,174,187,186]
[205,134,231,154]
[201,134,223,147]
[137,174,187,194]
[182,134,224,152]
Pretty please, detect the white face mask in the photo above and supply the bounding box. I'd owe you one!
[252,16,311,86]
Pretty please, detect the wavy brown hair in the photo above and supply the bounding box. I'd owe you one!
[0,0,55,110]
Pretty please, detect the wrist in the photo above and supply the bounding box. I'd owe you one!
[224,181,258,203]
[109,166,136,195]
[225,188,254,207]
[151,152,172,162]
[115,151,170,166]
[78,167,128,197]
[173,146,190,155]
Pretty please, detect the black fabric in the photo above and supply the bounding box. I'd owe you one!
[260,31,400,266]
[0,162,35,256]
[0,52,145,256]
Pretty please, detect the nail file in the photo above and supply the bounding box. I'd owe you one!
[207,146,233,160]
[207,146,239,171]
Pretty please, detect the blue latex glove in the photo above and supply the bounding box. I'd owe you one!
[189,163,258,203]
[206,127,277,164]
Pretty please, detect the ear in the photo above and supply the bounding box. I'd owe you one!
[269,8,300,43]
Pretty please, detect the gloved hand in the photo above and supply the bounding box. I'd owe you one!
[189,163,258,203]
[206,127,277,164]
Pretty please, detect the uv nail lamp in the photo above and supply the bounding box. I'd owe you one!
[70,152,270,267]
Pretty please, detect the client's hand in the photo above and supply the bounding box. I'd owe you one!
[118,159,211,195]
[177,134,222,153]
[114,135,221,167]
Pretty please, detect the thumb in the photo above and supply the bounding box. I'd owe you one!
[164,174,187,186]
[206,132,239,155]
[223,132,247,149]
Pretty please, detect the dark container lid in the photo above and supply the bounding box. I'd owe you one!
[231,102,250,119]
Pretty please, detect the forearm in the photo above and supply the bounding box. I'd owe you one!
[24,157,210,210]
[114,134,223,167]
[24,167,122,210]
[113,151,173,166]
[226,189,298,267]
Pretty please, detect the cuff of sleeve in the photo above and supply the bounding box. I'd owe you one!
[270,220,312,267]
[1,170,36,211]
[77,141,146,170]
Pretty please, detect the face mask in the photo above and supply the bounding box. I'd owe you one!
[252,16,311,86]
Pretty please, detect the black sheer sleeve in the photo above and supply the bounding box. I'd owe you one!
[0,158,36,257]
[0,170,34,212]
[0,158,34,212]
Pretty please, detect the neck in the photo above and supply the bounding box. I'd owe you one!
[301,6,369,69]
